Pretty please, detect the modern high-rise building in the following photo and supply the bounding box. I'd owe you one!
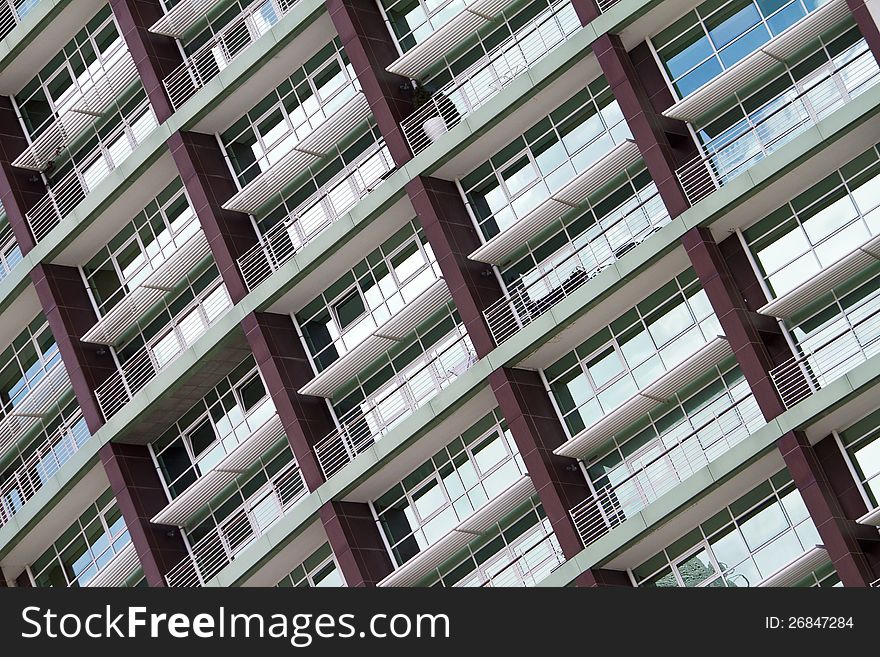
[0,0,877,590]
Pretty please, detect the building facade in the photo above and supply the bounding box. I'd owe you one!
[0,0,878,588]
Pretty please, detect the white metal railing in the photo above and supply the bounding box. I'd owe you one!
[401,0,580,156]
[770,293,880,409]
[94,279,232,420]
[0,414,89,527]
[477,529,564,587]
[484,193,669,344]
[0,0,41,40]
[0,222,21,280]
[595,0,620,11]
[24,99,158,242]
[237,141,395,291]
[163,0,299,110]
[315,330,477,479]
[570,393,764,549]
[676,45,880,204]
[164,461,306,587]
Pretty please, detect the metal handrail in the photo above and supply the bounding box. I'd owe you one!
[477,529,564,587]
[236,141,395,291]
[94,279,232,420]
[315,330,477,479]
[483,192,669,344]
[676,46,880,204]
[162,0,300,110]
[401,0,580,156]
[164,460,306,587]
[570,393,763,549]
[0,222,21,280]
[0,0,41,41]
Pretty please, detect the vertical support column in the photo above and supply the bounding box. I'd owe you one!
[168,131,259,303]
[319,500,394,587]
[100,443,189,587]
[30,264,117,434]
[681,227,792,420]
[109,0,183,122]
[778,431,877,586]
[242,312,336,492]
[593,34,699,219]
[0,96,44,254]
[570,0,600,26]
[575,568,633,587]
[325,0,414,166]
[847,0,880,65]
[406,176,502,358]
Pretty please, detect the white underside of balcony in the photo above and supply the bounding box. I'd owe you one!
[151,413,286,527]
[300,277,452,398]
[757,545,828,587]
[554,336,732,461]
[86,542,141,588]
[857,506,880,527]
[386,0,516,80]
[149,0,221,38]
[758,233,880,319]
[222,92,370,214]
[378,474,535,587]
[469,140,641,265]
[663,0,850,122]
[70,53,139,117]
[81,230,211,346]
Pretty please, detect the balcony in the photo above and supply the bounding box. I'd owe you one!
[0,0,42,40]
[94,279,232,420]
[314,329,477,479]
[569,392,763,549]
[378,474,536,587]
[477,527,564,587]
[0,221,22,281]
[676,44,880,205]
[151,409,286,527]
[758,232,880,320]
[483,192,669,344]
[237,141,395,290]
[300,278,452,398]
[469,140,642,265]
[164,460,306,587]
[400,0,580,156]
[555,336,733,461]
[386,0,517,80]
[24,99,158,242]
[222,92,371,214]
[663,0,851,123]
[770,292,880,409]
[85,541,141,588]
[149,0,223,38]
[757,545,828,587]
[162,0,302,110]
[82,226,211,346]
[0,413,89,528]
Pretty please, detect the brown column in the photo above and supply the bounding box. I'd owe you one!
[30,264,118,434]
[241,312,336,492]
[0,96,44,254]
[575,568,632,587]
[319,500,393,587]
[847,0,880,65]
[778,431,877,586]
[109,0,183,122]
[593,34,700,219]
[100,442,189,587]
[570,0,600,26]
[325,0,413,167]
[681,227,793,421]
[407,176,502,358]
[167,131,259,303]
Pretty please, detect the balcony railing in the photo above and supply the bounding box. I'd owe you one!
[164,460,306,587]
[149,0,222,38]
[676,45,880,205]
[162,0,299,111]
[569,393,764,549]
[236,141,395,291]
[315,330,477,479]
[25,99,158,242]
[477,528,564,587]
[0,222,22,280]
[770,293,880,409]
[0,0,41,41]
[400,0,580,156]
[483,192,669,344]
[0,413,89,527]
[94,279,232,420]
